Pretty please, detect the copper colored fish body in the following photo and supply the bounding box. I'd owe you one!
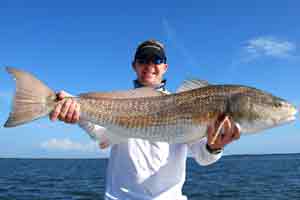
[4,67,297,144]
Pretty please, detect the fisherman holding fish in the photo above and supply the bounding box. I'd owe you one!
[5,40,298,199]
[6,40,297,199]
[50,40,241,200]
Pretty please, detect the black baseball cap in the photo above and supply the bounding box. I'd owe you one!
[134,41,167,63]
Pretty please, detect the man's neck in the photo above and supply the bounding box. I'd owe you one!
[133,79,166,91]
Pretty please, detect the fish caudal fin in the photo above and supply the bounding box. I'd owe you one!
[4,67,56,127]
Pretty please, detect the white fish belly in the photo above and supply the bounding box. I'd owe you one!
[102,120,208,144]
[80,112,208,144]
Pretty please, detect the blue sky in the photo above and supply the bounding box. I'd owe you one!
[1,0,300,158]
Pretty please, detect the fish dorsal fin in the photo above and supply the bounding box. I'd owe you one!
[79,87,166,99]
[176,79,210,93]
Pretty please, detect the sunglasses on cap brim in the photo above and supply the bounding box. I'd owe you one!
[135,56,166,65]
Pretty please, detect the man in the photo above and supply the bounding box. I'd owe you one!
[50,39,240,200]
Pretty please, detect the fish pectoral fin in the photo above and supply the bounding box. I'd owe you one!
[96,132,111,149]
[92,129,125,149]
[104,129,128,145]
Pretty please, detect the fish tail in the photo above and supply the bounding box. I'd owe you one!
[4,67,56,127]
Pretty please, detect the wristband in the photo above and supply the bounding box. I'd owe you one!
[206,143,223,154]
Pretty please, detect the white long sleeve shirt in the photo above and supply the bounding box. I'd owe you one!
[78,82,223,200]
[79,122,222,200]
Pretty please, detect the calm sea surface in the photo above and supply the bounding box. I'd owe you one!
[0,154,299,200]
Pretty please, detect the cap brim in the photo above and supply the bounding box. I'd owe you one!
[135,47,166,60]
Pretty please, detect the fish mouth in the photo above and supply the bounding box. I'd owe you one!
[288,103,297,119]
[281,107,297,124]
[290,105,298,119]
[286,115,296,122]
[276,105,297,125]
[292,106,298,116]
[276,115,296,127]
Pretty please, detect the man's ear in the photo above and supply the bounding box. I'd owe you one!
[163,64,168,73]
[132,61,137,71]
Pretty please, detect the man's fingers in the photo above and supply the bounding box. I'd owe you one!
[70,103,80,124]
[66,101,76,123]
[206,124,215,141]
[99,142,109,149]
[221,121,241,145]
[59,99,72,120]
[50,103,62,121]
[207,116,241,149]
[211,116,230,145]
[222,131,234,145]
[222,118,231,133]
[232,124,241,140]
[57,90,73,100]
[207,116,225,145]
[57,91,66,100]
[50,91,77,123]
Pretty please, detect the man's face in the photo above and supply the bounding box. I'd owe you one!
[133,60,168,87]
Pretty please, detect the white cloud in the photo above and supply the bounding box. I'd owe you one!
[40,138,99,152]
[243,37,296,60]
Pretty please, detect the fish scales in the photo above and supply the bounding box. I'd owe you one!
[79,86,234,130]
[79,85,279,137]
[76,85,248,142]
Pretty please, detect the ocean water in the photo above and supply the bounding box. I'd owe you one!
[0,154,299,200]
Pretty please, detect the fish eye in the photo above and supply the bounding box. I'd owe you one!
[274,102,283,108]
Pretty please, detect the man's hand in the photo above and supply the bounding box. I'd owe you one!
[207,115,240,151]
[50,91,80,124]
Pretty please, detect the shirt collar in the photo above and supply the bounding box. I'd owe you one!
[133,79,167,91]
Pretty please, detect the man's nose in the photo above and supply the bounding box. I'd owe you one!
[144,62,156,68]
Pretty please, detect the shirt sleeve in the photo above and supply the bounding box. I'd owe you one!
[64,91,107,143]
[78,120,107,141]
[188,137,223,166]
